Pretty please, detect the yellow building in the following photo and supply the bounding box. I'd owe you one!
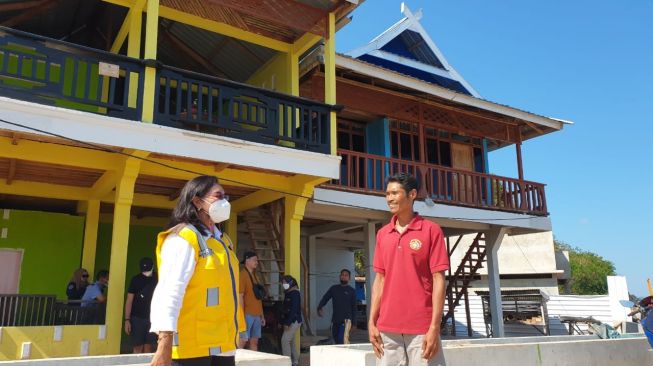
[0,0,358,360]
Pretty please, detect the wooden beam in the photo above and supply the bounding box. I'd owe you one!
[0,137,123,170]
[108,0,146,54]
[90,171,118,198]
[160,27,230,78]
[231,190,284,213]
[214,163,230,173]
[206,0,326,34]
[6,159,16,185]
[1,0,58,27]
[0,0,46,12]
[306,222,362,236]
[0,180,91,201]
[102,0,293,51]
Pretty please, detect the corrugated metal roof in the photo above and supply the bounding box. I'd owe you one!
[337,53,567,127]
[160,20,277,82]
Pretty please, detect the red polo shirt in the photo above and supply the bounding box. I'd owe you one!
[373,214,449,334]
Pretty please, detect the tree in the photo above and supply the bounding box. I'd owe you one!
[354,249,366,276]
[554,238,616,295]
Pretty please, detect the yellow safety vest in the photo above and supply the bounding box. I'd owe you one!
[156,224,245,359]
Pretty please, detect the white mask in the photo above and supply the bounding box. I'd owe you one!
[205,199,231,223]
[282,283,290,290]
[142,270,153,277]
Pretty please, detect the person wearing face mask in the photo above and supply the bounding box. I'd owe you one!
[280,275,302,366]
[124,257,158,353]
[149,175,245,366]
[317,269,357,344]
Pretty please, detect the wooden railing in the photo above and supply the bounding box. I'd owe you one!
[328,149,548,215]
[154,65,332,154]
[0,26,144,121]
[0,294,105,326]
[0,27,334,155]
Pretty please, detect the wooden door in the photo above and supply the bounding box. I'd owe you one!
[0,249,23,293]
[451,143,474,203]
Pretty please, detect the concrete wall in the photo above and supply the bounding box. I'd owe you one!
[311,242,355,333]
[0,349,290,366]
[311,336,653,366]
[450,231,558,276]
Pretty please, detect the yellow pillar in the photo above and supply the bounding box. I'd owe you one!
[283,196,306,281]
[324,12,337,155]
[283,194,307,354]
[141,0,159,123]
[288,51,299,97]
[105,155,144,354]
[81,199,100,275]
[225,216,238,252]
[127,3,143,108]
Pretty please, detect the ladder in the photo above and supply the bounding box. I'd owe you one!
[241,201,314,335]
[242,204,285,300]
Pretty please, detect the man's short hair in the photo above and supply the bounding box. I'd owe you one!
[96,270,109,281]
[340,269,351,276]
[387,173,419,195]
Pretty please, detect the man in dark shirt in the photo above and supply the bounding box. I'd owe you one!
[124,257,158,353]
[318,269,357,344]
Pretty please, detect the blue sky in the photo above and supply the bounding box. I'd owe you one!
[336,1,653,297]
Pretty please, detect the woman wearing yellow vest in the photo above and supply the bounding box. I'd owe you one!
[150,176,245,366]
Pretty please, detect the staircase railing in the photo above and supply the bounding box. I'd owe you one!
[442,233,486,335]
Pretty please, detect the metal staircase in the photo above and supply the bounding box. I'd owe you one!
[442,233,487,336]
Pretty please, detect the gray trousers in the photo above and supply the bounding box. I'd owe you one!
[376,332,446,366]
[281,321,302,365]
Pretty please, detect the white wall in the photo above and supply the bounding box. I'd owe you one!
[311,242,355,333]
[449,231,558,276]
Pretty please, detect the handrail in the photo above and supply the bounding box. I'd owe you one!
[0,26,336,155]
[328,149,548,215]
[154,66,332,154]
[159,64,338,111]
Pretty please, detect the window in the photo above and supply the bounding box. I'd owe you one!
[390,121,420,161]
[337,120,366,152]
[424,127,484,172]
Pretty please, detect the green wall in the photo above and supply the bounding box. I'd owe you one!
[95,223,162,292]
[0,209,163,301]
[0,209,84,298]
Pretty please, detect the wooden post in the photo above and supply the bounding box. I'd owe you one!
[515,126,524,181]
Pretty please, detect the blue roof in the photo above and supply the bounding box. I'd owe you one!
[346,4,479,97]
[380,30,445,70]
[357,54,471,95]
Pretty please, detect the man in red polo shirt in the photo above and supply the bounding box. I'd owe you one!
[368,173,449,366]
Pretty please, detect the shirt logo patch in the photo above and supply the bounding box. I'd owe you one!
[409,239,422,251]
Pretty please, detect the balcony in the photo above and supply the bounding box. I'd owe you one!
[0,27,333,154]
[327,149,548,216]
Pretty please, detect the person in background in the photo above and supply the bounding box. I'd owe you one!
[81,270,109,307]
[280,275,302,366]
[317,269,357,344]
[124,257,158,353]
[149,175,245,366]
[238,251,266,351]
[66,268,89,305]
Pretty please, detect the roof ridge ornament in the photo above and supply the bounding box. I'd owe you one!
[401,2,423,22]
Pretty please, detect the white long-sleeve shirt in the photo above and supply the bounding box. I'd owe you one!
[149,227,236,356]
[149,233,197,333]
